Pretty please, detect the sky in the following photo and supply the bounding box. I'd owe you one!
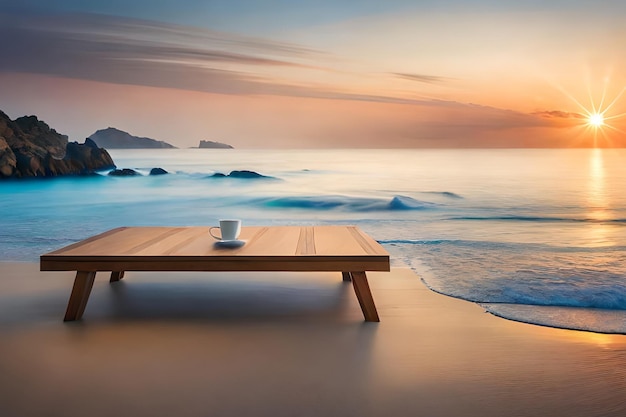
[1,0,626,148]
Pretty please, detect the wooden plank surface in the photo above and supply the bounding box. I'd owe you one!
[41,226,390,272]
[133,227,209,256]
[238,226,302,256]
[55,227,184,256]
[313,226,367,255]
[295,226,315,255]
[347,226,389,255]
[45,227,128,255]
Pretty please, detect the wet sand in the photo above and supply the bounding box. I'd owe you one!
[1,262,625,417]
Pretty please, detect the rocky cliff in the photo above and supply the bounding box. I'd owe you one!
[198,140,233,149]
[89,127,176,149]
[0,111,116,178]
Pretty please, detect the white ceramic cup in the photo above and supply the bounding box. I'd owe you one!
[209,219,241,241]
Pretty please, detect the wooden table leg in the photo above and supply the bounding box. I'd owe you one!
[350,271,380,322]
[110,271,125,283]
[64,271,96,322]
[342,271,352,282]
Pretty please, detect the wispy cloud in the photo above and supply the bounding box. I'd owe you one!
[392,72,451,84]
[532,110,585,119]
[4,11,320,57]
[1,11,463,106]
[0,11,325,90]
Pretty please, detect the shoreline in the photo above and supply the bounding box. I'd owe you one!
[2,262,626,416]
[418,276,626,336]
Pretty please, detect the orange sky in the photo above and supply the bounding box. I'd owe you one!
[1,3,625,148]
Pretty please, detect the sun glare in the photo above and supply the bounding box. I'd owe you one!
[588,113,604,127]
[556,79,626,146]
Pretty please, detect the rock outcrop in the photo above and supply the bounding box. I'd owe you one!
[89,127,176,149]
[198,140,233,149]
[0,111,116,178]
[0,137,17,177]
[210,170,271,179]
[149,167,168,175]
[108,168,141,176]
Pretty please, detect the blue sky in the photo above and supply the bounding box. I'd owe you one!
[5,0,621,33]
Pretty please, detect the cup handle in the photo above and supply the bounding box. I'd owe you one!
[209,227,221,240]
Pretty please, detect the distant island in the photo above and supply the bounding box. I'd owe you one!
[198,140,233,149]
[0,110,115,178]
[89,127,176,149]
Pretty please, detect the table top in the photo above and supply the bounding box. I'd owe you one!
[40,226,390,272]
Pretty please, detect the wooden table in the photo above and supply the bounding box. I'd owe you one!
[40,226,390,322]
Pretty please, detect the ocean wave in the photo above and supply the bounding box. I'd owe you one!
[0,234,73,245]
[481,303,626,334]
[449,215,626,223]
[380,238,626,253]
[420,191,463,199]
[495,280,626,310]
[257,195,437,212]
[416,272,626,312]
[389,239,626,314]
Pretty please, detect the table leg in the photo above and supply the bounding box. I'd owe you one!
[342,272,352,282]
[64,271,96,322]
[110,271,125,283]
[350,271,380,322]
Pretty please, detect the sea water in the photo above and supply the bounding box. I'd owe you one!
[1,148,625,333]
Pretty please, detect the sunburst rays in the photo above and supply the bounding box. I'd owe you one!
[563,82,626,146]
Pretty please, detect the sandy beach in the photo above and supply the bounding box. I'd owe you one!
[1,262,625,417]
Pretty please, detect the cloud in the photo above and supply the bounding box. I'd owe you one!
[0,11,325,84]
[3,11,320,57]
[532,110,585,119]
[0,11,465,106]
[392,72,451,84]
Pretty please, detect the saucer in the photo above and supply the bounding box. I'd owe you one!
[214,239,246,248]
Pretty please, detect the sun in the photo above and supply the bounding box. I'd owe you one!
[588,113,605,127]
[555,80,626,146]
[550,76,626,146]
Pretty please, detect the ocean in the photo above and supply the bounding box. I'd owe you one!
[1,148,625,333]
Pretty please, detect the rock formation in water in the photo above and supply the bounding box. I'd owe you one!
[149,167,168,175]
[89,127,176,149]
[210,170,270,179]
[108,168,141,176]
[198,140,233,149]
[0,111,116,178]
